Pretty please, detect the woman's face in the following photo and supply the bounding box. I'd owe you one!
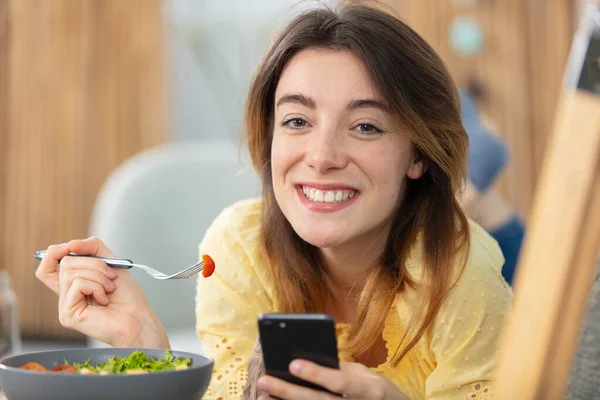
[271,49,424,250]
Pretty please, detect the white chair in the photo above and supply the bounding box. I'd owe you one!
[87,140,261,351]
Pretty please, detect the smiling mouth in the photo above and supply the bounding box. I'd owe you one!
[299,185,358,203]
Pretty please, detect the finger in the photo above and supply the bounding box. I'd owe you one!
[59,266,117,295]
[57,276,139,346]
[69,278,109,307]
[289,361,363,397]
[67,237,115,258]
[59,264,113,306]
[60,256,118,280]
[257,376,336,400]
[59,278,110,326]
[339,363,388,399]
[36,243,71,294]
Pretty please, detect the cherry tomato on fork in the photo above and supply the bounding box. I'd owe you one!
[202,254,215,278]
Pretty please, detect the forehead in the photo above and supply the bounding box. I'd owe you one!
[274,48,382,103]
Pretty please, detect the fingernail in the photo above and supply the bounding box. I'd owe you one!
[105,279,117,289]
[106,267,118,279]
[257,377,273,392]
[290,360,304,375]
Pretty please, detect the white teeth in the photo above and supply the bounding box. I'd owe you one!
[324,191,335,202]
[314,190,324,202]
[301,186,357,203]
[335,191,343,202]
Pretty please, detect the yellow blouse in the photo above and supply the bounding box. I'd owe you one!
[195,198,512,400]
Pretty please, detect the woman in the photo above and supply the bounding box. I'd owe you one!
[36,4,511,400]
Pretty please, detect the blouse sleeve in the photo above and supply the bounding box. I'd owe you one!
[426,224,513,400]
[195,201,274,400]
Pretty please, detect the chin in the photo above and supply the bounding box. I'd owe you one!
[293,226,346,249]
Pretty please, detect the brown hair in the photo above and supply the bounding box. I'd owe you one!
[245,2,469,364]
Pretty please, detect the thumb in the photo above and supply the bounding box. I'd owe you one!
[67,237,115,258]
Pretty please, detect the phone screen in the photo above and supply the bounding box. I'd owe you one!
[258,313,340,394]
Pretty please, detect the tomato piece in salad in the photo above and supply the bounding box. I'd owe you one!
[50,364,77,373]
[20,362,47,372]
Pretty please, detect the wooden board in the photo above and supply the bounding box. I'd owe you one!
[494,5,600,396]
[494,89,600,399]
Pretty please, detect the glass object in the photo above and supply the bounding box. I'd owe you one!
[0,270,22,357]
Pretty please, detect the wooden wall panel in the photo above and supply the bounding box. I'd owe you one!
[0,1,9,281]
[524,2,574,176]
[384,0,575,218]
[1,0,167,339]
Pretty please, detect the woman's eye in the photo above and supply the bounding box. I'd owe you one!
[283,118,308,128]
[354,123,382,134]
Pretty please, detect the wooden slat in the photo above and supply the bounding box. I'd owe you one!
[495,91,600,399]
[524,0,574,198]
[0,0,8,275]
[482,0,535,218]
[1,0,167,339]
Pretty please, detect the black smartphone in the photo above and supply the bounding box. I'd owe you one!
[258,313,341,395]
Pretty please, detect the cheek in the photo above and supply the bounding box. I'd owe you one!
[364,147,410,201]
[271,135,298,186]
[270,137,285,178]
[379,169,403,203]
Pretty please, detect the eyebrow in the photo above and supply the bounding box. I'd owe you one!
[276,94,316,109]
[347,98,390,113]
[276,93,390,113]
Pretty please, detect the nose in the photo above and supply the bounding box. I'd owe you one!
[305,129,349,174]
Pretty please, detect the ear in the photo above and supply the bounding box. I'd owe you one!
[406,152,427,180]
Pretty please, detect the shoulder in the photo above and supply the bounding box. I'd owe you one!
[405,219,509,291]
[466,219,506,278]
[197,197,274,296]
[427,219,513,355]
[421,221,513,397]
[441,219,512,316]
[446,220,513,309]
[206,197,262,236]
[200,197,262,253]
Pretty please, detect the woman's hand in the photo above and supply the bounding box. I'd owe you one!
[257,360,409,400]
[35,237,169,349]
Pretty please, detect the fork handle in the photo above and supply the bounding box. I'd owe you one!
[33,250,134,269]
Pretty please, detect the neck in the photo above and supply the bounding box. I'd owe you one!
[319,225,389,300]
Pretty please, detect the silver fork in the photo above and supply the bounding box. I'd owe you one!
[33,251,207,280]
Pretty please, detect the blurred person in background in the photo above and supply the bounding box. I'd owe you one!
[458,90,526,285]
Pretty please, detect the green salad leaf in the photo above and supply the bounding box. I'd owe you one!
[69,350,192,374]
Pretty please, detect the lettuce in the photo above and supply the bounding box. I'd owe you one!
[69,350,192,374]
